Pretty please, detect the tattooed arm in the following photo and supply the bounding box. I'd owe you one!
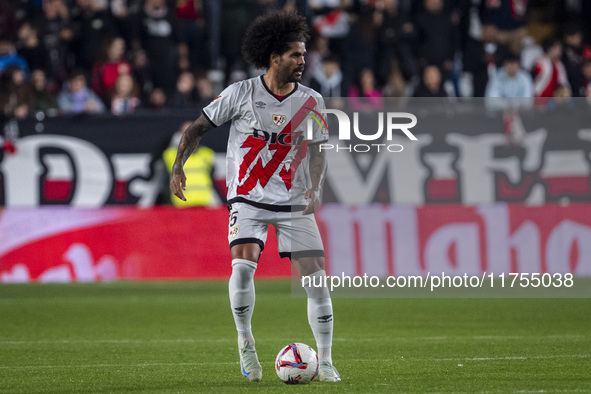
[303,142,327,215]
[170,114,214,201]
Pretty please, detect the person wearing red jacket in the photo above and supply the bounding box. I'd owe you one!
[91,36,131,102]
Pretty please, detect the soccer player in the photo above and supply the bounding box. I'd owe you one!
[170,11,340,383]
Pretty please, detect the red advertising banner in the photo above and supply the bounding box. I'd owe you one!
[0,207,285,282]
[1,204,590,283]
[318,204,591,278]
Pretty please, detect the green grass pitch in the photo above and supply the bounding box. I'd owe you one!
[1,281,590,393]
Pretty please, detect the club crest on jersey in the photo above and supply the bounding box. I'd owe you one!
[272,114,287,127]
[229,226,240,238]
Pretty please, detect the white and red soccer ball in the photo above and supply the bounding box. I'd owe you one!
[275,343,319,384]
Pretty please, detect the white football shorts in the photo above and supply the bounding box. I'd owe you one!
[227,202,324,260]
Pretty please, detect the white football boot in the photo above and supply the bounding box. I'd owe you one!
[318,361,341,382]
[238,340,262,382]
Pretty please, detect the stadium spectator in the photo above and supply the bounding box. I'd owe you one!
[309,55,343,97]
[170,71,199,108]
[226,68,248,85]
[133,0,179,93]
[71,0,118,70]
[341,7,378,92]
[0,0,588,119]
[382,60,407,97]
[35,0,74,84]
[30,69,59,114]
[147,87,167,110]
[109,0,134,43]
[131,49,153,102]
[309,0,352,40]
[479,0,529,55]
[57,70,105,114]
[175,0,209,69]
[415,0,457,75]
[91,36,132,102]
[195,72,215,103]
[302,34,331,85]
[0,39,29,75]
[16,22,50,74]
[546,83,575,111]
[532,37,570,98]
[485,55,533,110]
[583,2,591,46]
[0,0,19,42]
[561,24,591,97]
[413,64,448,97]
[556,0,581,22]
[23,0,44,20]
[553,83,572,99]
[555,0,588,41]
[450,0,473,54]
[375,0,417,82]
[110,74,140,115]
[219,0,254,78]
[0,64,34,119]
[463,23,510,97]
[520,35,543,72]
[348,67,383,110]
[177,42,191,73]
[583,60,591,99]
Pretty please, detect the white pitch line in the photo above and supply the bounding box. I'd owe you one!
[0,334,587,346]
[0,338,236,345]
[514,390,591,393]
[0,362,236,370]
[420,354,591,362]
[334,335,589,342]
[0,355,588,371]
[326,354,591,363]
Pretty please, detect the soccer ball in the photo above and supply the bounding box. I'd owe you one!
[275,343,318,384]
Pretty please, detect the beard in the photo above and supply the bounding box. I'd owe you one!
[278,64,304,83]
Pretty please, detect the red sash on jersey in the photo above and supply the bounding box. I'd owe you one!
[237,96,318,195]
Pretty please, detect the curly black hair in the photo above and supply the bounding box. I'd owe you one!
[242,10,310,69]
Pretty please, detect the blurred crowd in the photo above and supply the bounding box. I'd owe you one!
[1,0,591,121]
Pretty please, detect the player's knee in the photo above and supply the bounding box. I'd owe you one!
[232,258,257,271]
[294,257,325,277]
[230,243,262,262]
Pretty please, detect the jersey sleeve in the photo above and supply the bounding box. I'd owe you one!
[202,83,240,127]
[310,95,329,143]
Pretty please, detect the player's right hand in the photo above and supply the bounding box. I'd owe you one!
[302,188,320,215]
[170,169,187,201]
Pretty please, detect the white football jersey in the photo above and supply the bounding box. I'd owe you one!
[203,76,328,211]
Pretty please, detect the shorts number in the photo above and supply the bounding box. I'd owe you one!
[229,211,238,227]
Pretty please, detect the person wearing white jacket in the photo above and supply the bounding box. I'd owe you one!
[485,55,534,111]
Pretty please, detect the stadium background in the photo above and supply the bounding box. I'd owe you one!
[1,0,591,281]
[1,2,591,393]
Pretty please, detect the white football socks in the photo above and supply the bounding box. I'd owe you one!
[229,259,256,346]
[303,270,333,364]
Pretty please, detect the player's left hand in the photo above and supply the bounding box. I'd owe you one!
[303,188,320,215]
